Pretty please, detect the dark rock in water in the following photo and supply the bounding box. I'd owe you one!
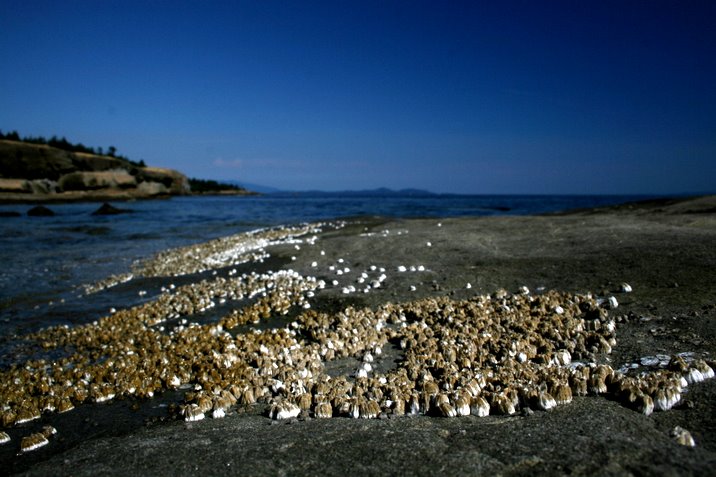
[0,211,22,217]
[92,203,132,216]
[27,205,55,217]
[485,205,511,212]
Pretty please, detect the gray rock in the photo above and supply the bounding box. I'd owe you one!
[27,205,54,216]
[92,203,132,215]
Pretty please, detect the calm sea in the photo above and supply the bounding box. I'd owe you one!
[0,193,652,341]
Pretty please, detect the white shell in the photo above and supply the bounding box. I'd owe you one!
[671,426,696,447]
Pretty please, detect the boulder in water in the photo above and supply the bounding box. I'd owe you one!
[92,202,132,216]
[0,211,22,217]
[27,205,55,217]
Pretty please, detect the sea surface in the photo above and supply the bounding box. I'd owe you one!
[0,193,653,341]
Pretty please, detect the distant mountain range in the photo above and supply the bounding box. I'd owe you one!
[226,181,283,194]
[227,182,436,197]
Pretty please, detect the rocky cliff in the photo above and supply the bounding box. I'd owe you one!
[0,140,190,202]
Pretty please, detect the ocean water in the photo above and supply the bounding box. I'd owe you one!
[0,194,651,339]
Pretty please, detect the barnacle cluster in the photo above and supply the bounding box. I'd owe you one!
[137,223,326,277]
[83,222,332,294]
[2,273,713,450]
[2,221,714,454]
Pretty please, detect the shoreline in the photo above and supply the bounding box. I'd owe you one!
[2,191,701,207]
[0,190,258,205]
[2,196,715,475]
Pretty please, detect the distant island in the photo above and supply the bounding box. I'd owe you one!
[266,187,437,197]
[0,130,253,203]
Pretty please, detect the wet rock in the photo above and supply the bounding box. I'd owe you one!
[27,205,54,216]
[92,202,132,215]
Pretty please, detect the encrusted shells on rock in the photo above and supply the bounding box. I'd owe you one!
[182,404,205,422]
[671,426,696,447]
[534,391,557,411]
[3,247,712,442]
[470,396,490,417]
[694,360,715,379]
[491,393,516,416]
[437,401,457,418]
[269,401,301,420]
[20,433,49,453]
[313,402,333,418]
[654,387,681,412]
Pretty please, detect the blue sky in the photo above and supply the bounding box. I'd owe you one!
[1,1,714,194]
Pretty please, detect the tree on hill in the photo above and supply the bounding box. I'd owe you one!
[0,130,20,141]
[0,130,147,168]
[188,178,248,193]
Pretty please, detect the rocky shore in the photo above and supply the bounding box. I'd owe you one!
[0,139,190,203]
[1,196,715,476]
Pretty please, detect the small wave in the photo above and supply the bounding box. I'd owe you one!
[57,225,112,236]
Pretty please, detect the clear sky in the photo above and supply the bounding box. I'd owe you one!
[1,1,714,194]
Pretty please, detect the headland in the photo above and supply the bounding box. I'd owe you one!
[0,138,253,203]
